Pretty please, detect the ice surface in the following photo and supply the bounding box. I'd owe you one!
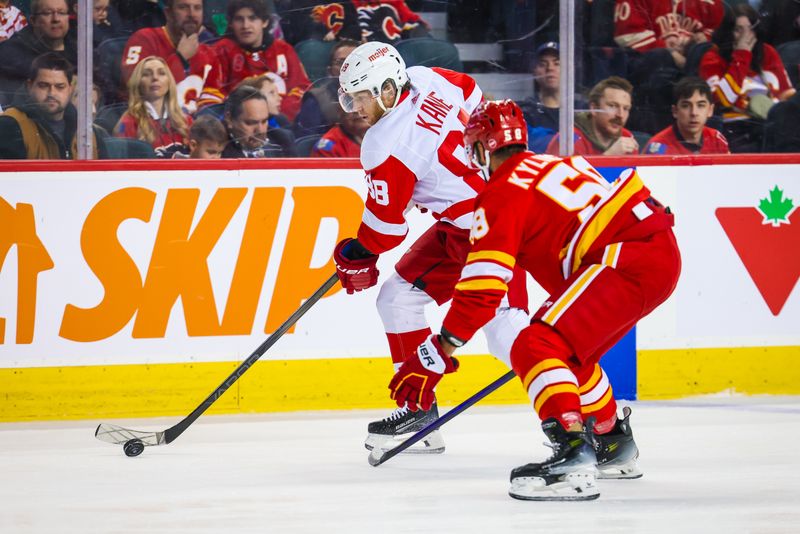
[2,397,799,533]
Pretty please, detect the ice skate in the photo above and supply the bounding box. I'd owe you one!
[594,406,643,479]
[509,418,600,501]
[364,402,445,454]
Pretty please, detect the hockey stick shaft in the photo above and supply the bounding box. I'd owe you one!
[164,273,339,443]
[156,273,338,444]
[369,370,517,466]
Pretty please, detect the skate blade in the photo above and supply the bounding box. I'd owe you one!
[597,460,643,480]
[364,430,445,455]
[509,472,600,501]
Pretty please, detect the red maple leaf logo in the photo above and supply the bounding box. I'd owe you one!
[716,186,800,315]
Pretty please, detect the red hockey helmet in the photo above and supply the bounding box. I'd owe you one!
[464,99,528,154]
[464,100,528,179]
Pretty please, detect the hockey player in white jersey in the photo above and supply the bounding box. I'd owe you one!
[332,41,529,453]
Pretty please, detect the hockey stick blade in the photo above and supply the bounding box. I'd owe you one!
[368,370,516,467]
[95,423,165,446]
[94,273,339,450]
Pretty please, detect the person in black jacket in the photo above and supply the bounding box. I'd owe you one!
[293,38,358,137]
[0,53,106,159]
[764,90,800,152]
[0,0,77,106]
[222,84,295,157]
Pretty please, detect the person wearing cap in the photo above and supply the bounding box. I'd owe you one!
[517,42,587,153]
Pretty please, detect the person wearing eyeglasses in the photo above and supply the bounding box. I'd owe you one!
[0,0,76,107]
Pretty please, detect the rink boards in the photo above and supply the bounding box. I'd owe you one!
[0,156,798,421]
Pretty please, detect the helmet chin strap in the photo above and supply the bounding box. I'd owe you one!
[470,148,492,181]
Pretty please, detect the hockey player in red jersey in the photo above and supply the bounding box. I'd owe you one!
[120,0,224,114]
[388,100,681,500]
[332,42,529,454]
[213,0,310,121]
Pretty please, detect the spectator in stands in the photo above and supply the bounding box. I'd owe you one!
[114,56,190,158]
[643,76,729,154]
[213,0,310,122]
[613,0,724,132]
[0,53,106,159]
[71,82,102,119]
[89,0,126,45]
[276,1,426,44]
[0,0,27,43]
[293,38,359,137]
[700,3,796,152]
[238,73,291,129]
[0,0,76,105]
[351,0,429,42]
[274,0,361,44]
[116,0,164,34]
[187,115,227,158]
[546,76,639,156]
[222,84,295,157]
[517,41,588,154]
[764,89,800,152]
[311,108,368,157]
[760,0,800,47]
[120,0,225,114]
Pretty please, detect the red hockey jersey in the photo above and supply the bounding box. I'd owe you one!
[120,27,225,113]
[614,0,724,52]
[699,44,795,121]
[311,125,361,157]
[441,153,657,342]
[213,37,310,121]
[114,111,192,157]
[643,124,729,154]
[356,66,484,255]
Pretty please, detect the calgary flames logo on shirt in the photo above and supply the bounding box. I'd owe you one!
[311,3,346,36]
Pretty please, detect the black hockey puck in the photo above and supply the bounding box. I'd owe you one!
[123,438,145,457]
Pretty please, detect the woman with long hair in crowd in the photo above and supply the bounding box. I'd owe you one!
[114,55,191,157]
[700,3,796,152]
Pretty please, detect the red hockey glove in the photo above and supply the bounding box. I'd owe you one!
[389,334,459,411]
[334,238,379,294]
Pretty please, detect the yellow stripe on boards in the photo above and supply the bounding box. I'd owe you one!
[638,346,800,399]
[0,355,530,422]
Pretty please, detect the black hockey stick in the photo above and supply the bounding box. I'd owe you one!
[368,369,517,466]
[95,273,339,450]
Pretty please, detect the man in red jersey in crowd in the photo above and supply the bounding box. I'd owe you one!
[310,109,368,157]
[387,100,681,501]
[332,42,529,454]
[644,76,729,154]
[213,0,310,121]
[120,0,224,114]
[614,0,723,59]
[546,77,639,156]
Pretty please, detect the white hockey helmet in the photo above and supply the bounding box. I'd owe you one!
[338,41,408,113]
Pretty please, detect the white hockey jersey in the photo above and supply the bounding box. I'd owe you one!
[356,66,484,254]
